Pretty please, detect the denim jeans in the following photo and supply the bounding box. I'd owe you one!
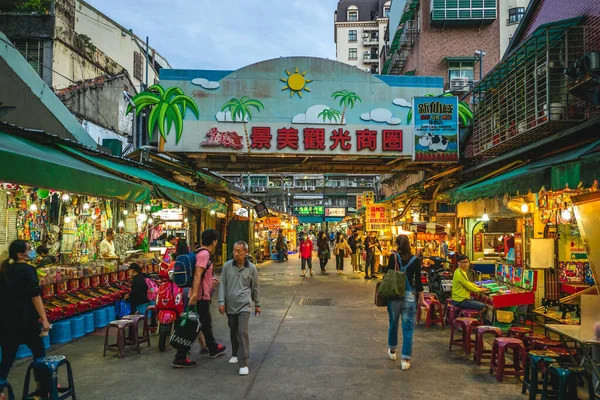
[336,250,345,271]
[365,253,375,276]
[278,248,286,262]
[387,291,417,359]
[452,299,487,311]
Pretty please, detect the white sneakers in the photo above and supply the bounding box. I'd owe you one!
[401,359,411,371]
[239,366,249,376]
[388,349,397,360]
[229,356,238,364]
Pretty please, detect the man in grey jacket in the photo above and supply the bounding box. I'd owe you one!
[218,241,260,376]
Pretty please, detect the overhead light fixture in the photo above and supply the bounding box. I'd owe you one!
[64,216,72,223]
[118,220,125,228]
[137,213,148,222]
[210,210,216,215]
[83,202,90,211]
[520,203,529,213]
[184,218,189,223]
[446,222,451,228]
[61,193,70,202]
[561,208,572,221]
[29,204,38,212]
[482,209,490,221]
[147,218,153,224]
[122,210,129,216]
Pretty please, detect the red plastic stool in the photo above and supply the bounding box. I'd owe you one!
[445,301,462,326]
[489,337,527,382]
[449,317,480,355]
[523,333,547,351]
[424,300,445,328]
[144,305,157,334]
[423,293,438,301]
[547,347,580,364]
[473,325,503,365]
[459,309,484,325]
[532,338,564,351]
[507,326,533,340]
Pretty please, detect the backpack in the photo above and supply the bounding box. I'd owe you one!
[145,277,159,301]
[173,249,211,288]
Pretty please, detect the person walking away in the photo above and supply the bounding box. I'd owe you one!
[173,229,226,368]
[385,235,428,371]
[35,245,57,268]
[316,231,330,274]
[329,232,335,248]
[299,233,314,277]
[218,241,260,376]
[0,240,51,397]
[276,230,286,263]
[451,255,488,311]
[100,228,119,260]
[334,233,352,274]
[348,232,360,273]
[364,231,379,279]
[124,263,148,314]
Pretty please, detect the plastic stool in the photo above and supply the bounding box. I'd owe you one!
[507,326,533,340]
[70,316,85,339]
[532,338,564,351]
[103,320,138,358]
[105,306,117,323]
[50,320,72,345]
[424,300,445,328]
[473,325,502,365]
[449,317,480,355]
[445,301,462,326]
[521,350,558,400]
[23,355,76,400]
[144,305,157,334]
[459,309,484,325]
[489,337,527,382]
[82,313,95,334]
[123,315,151,348]
[93,308,108,329]
[523,333,547,351]
[542,363,595,400]
[0,379,15,400]
[15,344,32,360]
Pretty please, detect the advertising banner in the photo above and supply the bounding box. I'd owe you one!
[412,96,459,162]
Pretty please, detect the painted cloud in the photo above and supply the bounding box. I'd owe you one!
[292,104,345,125]
[393,98,412,108]
[360,108,401,125]
[191,78,221,90]
[215,111,249,123]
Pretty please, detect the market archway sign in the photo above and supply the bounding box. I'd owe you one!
[145,57,457,173]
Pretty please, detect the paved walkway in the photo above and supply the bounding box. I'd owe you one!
[7,256,526,399]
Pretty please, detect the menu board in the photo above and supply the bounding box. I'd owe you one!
[366,204,390,232]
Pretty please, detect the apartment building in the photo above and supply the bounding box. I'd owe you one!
[335,0,390,74]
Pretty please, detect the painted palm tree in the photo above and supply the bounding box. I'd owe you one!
[220,96,265,152]
[331,90,362,124]
[318,108,342,124]
[127,84,199,144]
[406,93,473,126]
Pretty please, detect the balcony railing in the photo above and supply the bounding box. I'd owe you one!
[363,55,379,63]
[363,37,379,45]
[470,23,586,157]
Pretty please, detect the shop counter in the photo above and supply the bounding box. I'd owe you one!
[561,283,594,295]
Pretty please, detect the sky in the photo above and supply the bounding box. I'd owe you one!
[86,0,340,71]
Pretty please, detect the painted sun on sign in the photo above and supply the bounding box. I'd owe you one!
[281,67,312,98]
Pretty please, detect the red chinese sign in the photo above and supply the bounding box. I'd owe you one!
[474,233,483,253]
[514,233,523,268]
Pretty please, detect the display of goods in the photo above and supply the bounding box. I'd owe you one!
[118,271,126,281]
[72,291,102,309]
[109,272,118,283]
[44,304,63,322]
[80,277,90,288]
[42,285,55,298]
[91,276,100,287]
[58,294,90,313]
[56,282,68,295]
[45,297,77,317]
[68,279,80,291]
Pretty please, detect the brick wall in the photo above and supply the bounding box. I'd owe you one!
[402,0,501,82]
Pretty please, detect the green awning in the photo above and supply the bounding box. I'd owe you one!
[443,56,477,64]
[297,216,323,224]
[0,132,151,202]
[378,190,407,204]
[60,145,226,212]
[400,9,415,23]
[452,140,600,203]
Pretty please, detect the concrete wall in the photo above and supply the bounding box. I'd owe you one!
[499,0,531,58]
[335,19,387,73]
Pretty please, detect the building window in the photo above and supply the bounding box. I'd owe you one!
[13,40,43,77]
[348,48,357,60]
[347,5,359,21]
[348,30,357,42]
[508,7,525,24]
[133,51,143,81]
[384,7,390,18]
[448,61,474,82]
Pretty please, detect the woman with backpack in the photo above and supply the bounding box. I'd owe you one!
[385,235,428,371]
[125,263,149,314]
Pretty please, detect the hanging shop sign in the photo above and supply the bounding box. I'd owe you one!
[235,208,249,217]
[149,57,444,159]
[412,96,459,162]
[254,202,269,218]
[514,233,523,268]
[366,204,391,232]
[363,191,375,205]
[325,207,346,217]
[356,195,363,209]
[474,232,483,253]
[153,208,184,221]
[416,232,447,241]
[265,217,281,230]
[294,206,324,216]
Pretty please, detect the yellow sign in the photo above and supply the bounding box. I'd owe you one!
[366,204,391,232]
[265,217,281,231]
[363,191,375,205]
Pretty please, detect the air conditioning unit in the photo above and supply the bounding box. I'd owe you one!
[302,187,308,192]
[257,187,266,192]
[450,77,469,92]
[309,186,315,191]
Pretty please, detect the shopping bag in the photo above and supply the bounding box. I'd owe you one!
[374,282,387,307]
[170,307,202,351]
[116,300,131,318]
[378,269,407,299]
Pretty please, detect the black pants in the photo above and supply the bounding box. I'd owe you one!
[0,333,49,394]
[365,253,375,276]
[175,300,218,360]
[319,257,328,272]
[336,251,345,271]
[301,257,313,271]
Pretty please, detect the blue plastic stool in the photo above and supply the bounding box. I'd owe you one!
[105,305,116,323]
[42,334,51,349]
[15,344,32,359]
[93,307,108,329]
[82,313,94,334]
[70,316,85,339]
[0,379,15,400]
[50,320,72,345]
[23,355,76,400]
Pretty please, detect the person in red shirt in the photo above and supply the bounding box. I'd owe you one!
[298,233,314,277]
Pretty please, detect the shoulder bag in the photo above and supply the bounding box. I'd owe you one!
[376,253,417,302]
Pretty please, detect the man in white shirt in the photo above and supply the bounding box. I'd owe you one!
[99,228,118,259]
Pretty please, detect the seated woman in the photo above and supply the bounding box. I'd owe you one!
[451,255,488,311]
[124,263,148,314]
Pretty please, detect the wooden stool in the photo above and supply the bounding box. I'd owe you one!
[473,325,502,365]
[123,314,151,348]
[449,317,480,355]
[489,337,527,382]
[507,326,533,340]
[103,320,139,358]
